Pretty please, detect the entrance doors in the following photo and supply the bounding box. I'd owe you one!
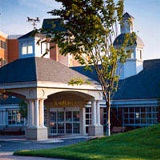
[49,108,80,135]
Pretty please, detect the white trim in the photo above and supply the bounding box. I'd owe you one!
[99,99,158,108]
[0,81,102,91]
[37,81,101,90]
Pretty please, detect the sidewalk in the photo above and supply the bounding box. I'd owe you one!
[0,152,65,160]
[0,135,89,160]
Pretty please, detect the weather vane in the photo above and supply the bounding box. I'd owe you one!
[27,17,40,29]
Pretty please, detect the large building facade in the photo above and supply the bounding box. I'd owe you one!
[0,13,159,140]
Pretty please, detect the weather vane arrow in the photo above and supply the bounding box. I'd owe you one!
[27,17,40,30]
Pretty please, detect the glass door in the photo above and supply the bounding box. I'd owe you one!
[49,111,57,134]
[58,111,65,134]
[49,108,80,135]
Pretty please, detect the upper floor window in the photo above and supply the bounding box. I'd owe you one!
[41,42,49,56]
[0,40,7,50]
[21,42,33,55]
[140,50,142,59]
[0,58,6,67]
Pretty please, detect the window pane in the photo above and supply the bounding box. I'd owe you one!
[66,123,72,133]
[58,112,64,122]
[22,43,27,54]
[66,111,72,122]
[73,111,80,122]
[28,43,33,54]
[73,123,80,133]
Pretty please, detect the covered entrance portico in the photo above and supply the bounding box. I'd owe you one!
[45,91,103,137]
[0,57,103,140]
[2,85,103,140]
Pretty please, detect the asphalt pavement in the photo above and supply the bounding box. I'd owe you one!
[0,135,89,160]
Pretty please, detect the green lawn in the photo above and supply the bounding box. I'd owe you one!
[14,124,160,160]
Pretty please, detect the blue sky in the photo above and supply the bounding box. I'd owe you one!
[0,0,160,60]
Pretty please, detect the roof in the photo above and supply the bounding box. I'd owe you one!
[18,30,45,40]
[113,33,144,47]
[0,57,97,85]
[71,66,99,82]
[42,19,66,32]
[8,35,22,39]
[122,12,134,19]
[73,59,160,100]
[113,59,160,100]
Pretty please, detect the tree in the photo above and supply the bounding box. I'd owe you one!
[19,100,27,119]
[43,0,136,136]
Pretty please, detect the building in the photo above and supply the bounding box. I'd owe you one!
[0,12,159,140]
[0,31,8,67]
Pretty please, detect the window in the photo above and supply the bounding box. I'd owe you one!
[85,107,91,133]
[123,106,158,127]
[0,40,7,50]
[28,42,33,54]
[85,107,91,125]
[140,50,142,59]
[8,110,25,126]
[21,42,33,55]
[22,43,27,54]
[0,58,6,67]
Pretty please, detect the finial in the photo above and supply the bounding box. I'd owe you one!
[27,17,40,30]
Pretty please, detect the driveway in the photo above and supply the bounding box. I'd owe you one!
[0,135,88,160]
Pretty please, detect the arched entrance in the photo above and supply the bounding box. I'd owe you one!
[45,91,94,136]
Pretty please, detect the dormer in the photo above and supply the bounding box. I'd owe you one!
[18,31,50,59]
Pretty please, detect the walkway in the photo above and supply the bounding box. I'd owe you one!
[0,135,89,160]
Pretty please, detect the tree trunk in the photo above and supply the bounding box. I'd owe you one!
[106,92,111,136]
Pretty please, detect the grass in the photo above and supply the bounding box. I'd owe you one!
[14,124,160,160]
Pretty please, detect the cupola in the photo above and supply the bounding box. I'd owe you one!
[114,12,144,79]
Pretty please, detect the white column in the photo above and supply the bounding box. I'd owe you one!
[26,101,30,126]
[34,99,39,127]
[96,101,101,126]
[28,100,34,127]
[91,100,97,126]
[80,107,86,135]
[39,99,45,127]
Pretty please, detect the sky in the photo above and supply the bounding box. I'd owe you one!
[0,0,160,60]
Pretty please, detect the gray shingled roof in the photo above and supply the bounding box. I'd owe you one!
[0,57,97,85]
[113,59,160,100]
[72,59,160,100]
[1,57,160,100]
